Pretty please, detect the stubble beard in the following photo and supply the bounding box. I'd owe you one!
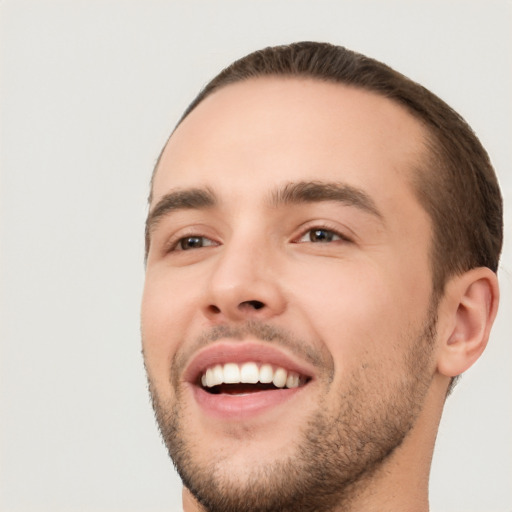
[146,311,437,512]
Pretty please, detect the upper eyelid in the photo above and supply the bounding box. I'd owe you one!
[169,226,351,244]
[293,222,355,242]
[305,227,349,240]
[157,218,355,249]
[165,231,220,252]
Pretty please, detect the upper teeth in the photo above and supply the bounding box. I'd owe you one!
[200,362,301,389]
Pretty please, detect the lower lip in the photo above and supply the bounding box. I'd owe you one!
[190,384,304,420]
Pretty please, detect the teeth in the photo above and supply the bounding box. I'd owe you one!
[286,373,300,389]
[240,362,259,383]
[259,364,274,383]
[212,364,224,385]
[223,363,241,384]
[205,365,225,387]
[200,362,303,390]
[273,367,287,388]
[205,367,215,387]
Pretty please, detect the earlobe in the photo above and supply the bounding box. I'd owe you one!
[437,267,499,379]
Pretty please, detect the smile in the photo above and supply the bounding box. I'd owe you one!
[185,341,315,418]
[200,362,306,393]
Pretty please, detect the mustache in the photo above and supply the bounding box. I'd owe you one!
[171,320,334,385]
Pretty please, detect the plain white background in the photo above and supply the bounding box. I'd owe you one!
[1,1,510,511]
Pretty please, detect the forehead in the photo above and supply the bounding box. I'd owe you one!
[152,77,428,209]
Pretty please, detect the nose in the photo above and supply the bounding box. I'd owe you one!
[202,237,286,323]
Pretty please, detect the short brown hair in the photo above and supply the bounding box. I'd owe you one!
[152,41,503,296]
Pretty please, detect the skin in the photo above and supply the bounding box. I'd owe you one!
[141,78,499,511]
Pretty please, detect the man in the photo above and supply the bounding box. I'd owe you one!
[141,42,502,512]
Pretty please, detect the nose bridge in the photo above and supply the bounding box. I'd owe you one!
[211,227,269,295]
[205,224,285,320]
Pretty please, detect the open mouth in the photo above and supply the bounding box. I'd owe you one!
[199,362,310,395]
[184,341,317,418]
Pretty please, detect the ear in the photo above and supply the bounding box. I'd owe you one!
[436,267,499,379]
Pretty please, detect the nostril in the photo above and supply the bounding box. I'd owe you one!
[207,301,264,315]
[244,300,265,310]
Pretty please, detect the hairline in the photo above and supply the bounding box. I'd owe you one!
[150,74,435,202]
[148,75,443,291]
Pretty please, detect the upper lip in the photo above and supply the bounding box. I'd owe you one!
[183,341,316,386]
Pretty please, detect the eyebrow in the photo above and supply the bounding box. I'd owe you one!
[269,180,383,219]
[145,187,216,253]
[145,180,383,256]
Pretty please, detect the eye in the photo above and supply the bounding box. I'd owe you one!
[174,235,218,251]
[297,228,346,243]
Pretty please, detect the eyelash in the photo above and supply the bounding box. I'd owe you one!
[294,223,353,245]
[166,224,351,253]
[166,233,219,252]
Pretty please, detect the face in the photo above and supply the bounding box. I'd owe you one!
[142,78,438,512]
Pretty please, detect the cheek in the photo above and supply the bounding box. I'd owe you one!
[288,258,431,372]
[141,271,200,389]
